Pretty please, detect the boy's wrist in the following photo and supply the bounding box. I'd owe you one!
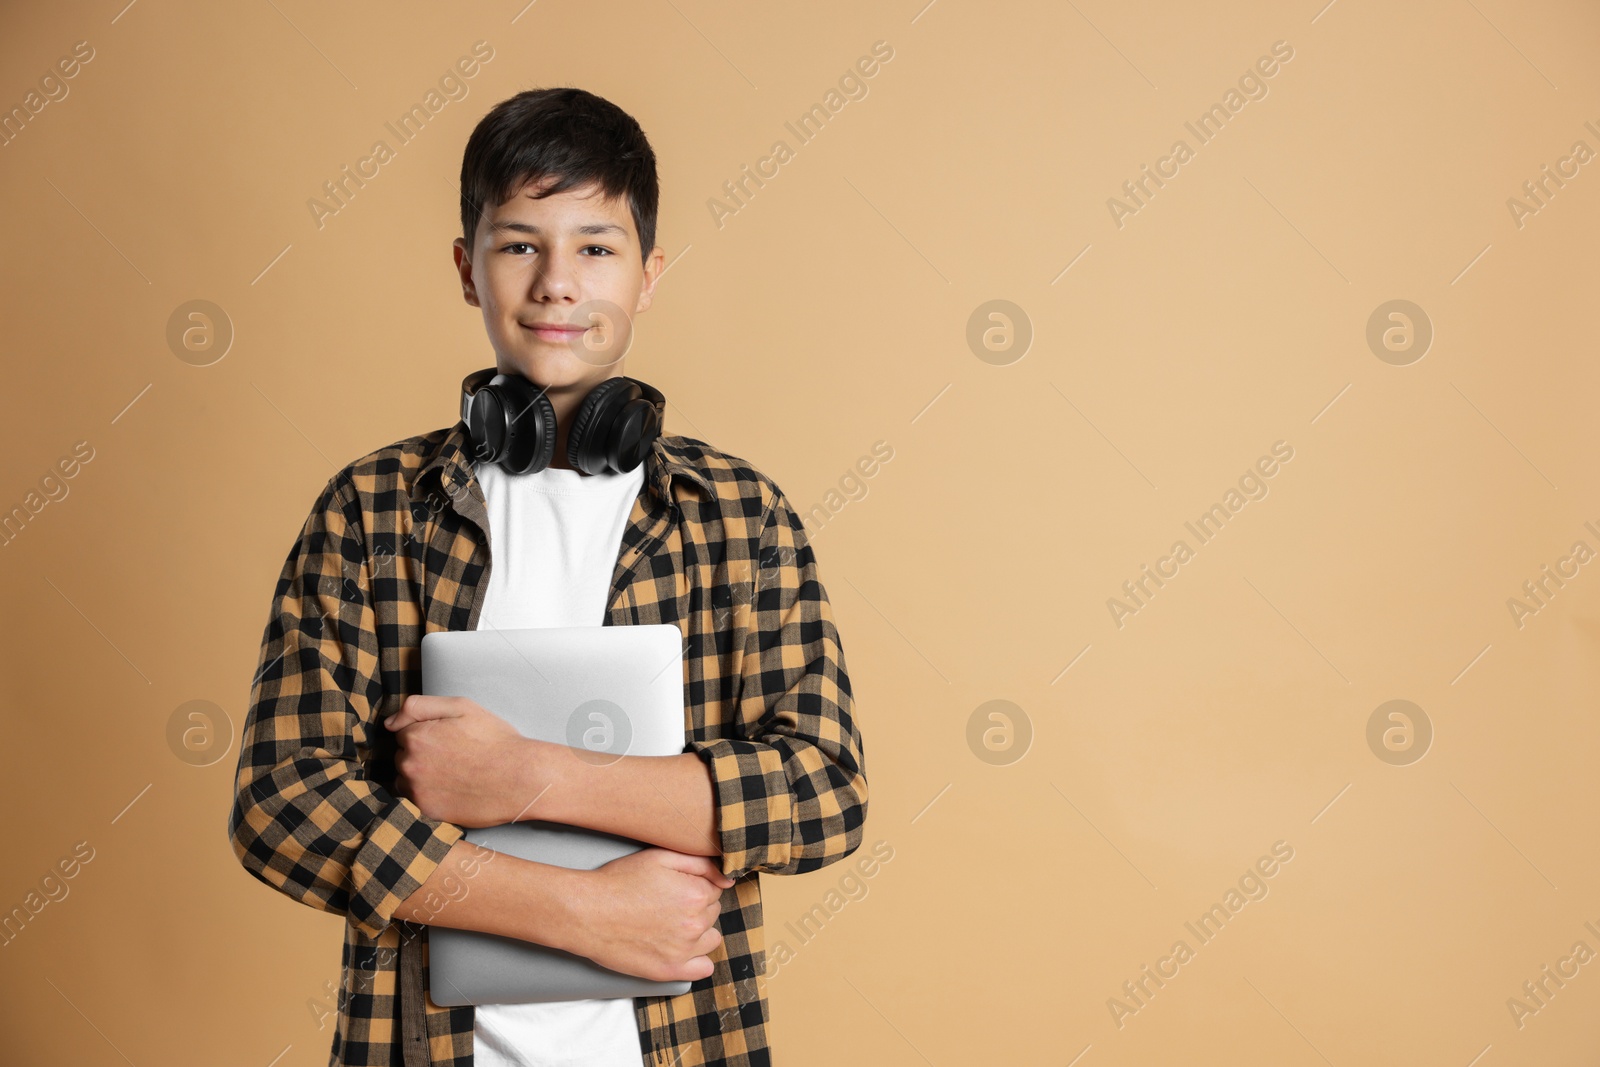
[517,861,591,953]
[506,736,571,825]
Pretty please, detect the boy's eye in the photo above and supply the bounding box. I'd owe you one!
[499,243,613,256]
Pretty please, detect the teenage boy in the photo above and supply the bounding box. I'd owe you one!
[228,87,869,1067]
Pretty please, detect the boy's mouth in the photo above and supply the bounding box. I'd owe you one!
[521,322,589,340]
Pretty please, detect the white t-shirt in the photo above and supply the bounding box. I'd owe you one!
[467,457,648,1067]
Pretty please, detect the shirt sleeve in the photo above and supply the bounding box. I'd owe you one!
[227,470,465,941]
[686,481,869,880]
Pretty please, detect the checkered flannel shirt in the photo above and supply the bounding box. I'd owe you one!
[227,420,869,1065]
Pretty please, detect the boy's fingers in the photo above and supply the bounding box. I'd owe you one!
[385,695,461,729]
[652,851,731,886]
[693,857,734,887]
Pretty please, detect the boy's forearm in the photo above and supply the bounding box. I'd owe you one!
[389,839,585,950]
[531,748,723,859]
[385,746,722,947]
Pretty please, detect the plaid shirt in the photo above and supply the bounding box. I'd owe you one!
[227,419,869,1066]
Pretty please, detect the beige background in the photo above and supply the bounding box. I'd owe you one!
[2,0,1598,1064]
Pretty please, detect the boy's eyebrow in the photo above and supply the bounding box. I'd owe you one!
[488,220,628,237]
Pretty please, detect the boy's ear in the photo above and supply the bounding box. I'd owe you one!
[635,245,667,313]
[452,237,481,308]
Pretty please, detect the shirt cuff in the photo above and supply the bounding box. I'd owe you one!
[347,798,466,940]
[687,737,794,881]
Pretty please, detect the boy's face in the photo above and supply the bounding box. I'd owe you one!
[452,177,665,394]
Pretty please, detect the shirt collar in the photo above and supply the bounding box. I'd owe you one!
[417,420,713,510]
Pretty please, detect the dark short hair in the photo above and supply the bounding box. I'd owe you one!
[458,87,659,265]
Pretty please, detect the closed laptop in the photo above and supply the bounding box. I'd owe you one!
[421,623,694,1006]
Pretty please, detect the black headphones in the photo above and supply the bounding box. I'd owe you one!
[460,367,667,476]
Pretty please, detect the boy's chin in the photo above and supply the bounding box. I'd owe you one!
[495,349,624,388]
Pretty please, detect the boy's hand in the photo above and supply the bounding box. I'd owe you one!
[384,695,547,828]
[569,848,733,982]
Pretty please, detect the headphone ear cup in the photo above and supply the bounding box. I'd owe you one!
[500,378,557,475]
[465,387,509,464]
[461,367,495,427]
[464,372,557,474]
[608,397,660,474]
[565,377,634,475]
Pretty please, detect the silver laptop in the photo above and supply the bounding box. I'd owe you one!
[421,623,694,1006]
